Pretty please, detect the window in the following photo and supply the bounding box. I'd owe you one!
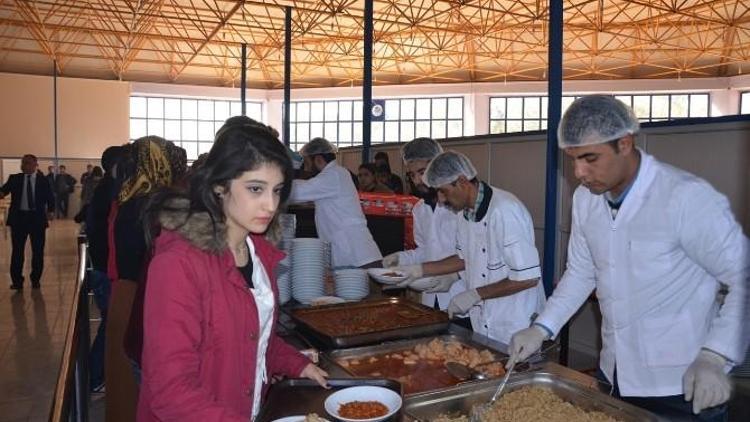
[287,97,463,151]
[489,93,710,134]
[741,92,750,114]
[129,96,263,160]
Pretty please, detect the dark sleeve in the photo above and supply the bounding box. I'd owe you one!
[392,175,404,194]
[115,198,148,281]
[87,181,113,271]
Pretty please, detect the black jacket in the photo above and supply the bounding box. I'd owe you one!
[1,171,53,227]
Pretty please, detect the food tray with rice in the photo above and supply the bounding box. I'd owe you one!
[403,363,663,422]
[256,378,402,422]
[288,297,450,349]
[325,334,526,395]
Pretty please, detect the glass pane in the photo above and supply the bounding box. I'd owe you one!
[289,103,296,121]
[247,103,262,121]
[310,122,324,139]
[690,95,709,117]
[415,121,430,138]
[338,122,352,143]
[431,98,447,119]
[670,95,689,118]
[310,102,324,122]
[214,101,230,121]
[400,99,415,120]
[147,97,163,118]
[164,120,180,141]
[416,99,431,119]
[353,101,363,121]
[448,98,462,119]
[181,120,197,140]
[447,120,462,137]
[385,100,400,120]
[130,97,147,118]
[742,93,750,114]
[198,142,213,155]
[632,96,651,120]
[506,98,523,119]
[198,100,214,120]
[524,120,541,131]
[651,95,669,118]
[371,121,384,143]
[385,121,399,142]
[130,118,146,139]
[490,98,505,119]
[324,122,337,140]
[431,120,446,138]
[353,122,363,143]
[182,141,198,160]
[541,97,548,118]
[561,97,576,114]
[297,102,310,121]
[325,101,338,121]
[289,123,296,142]
[506,120,523,133]
[297,123,310,143]
[198,121,214,141]
[524,97,540,118]
[164,98,181,119]
[541,120,548,130]
[614,95,632,108]
[182,100,198,120]
[339,101,352,121]
[400,121,414,142]
[146,119,163,137]
[230,101,242,117]
[490,120,505,134]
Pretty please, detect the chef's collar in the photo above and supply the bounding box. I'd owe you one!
[464,181,492,222]
[605,152,641,211]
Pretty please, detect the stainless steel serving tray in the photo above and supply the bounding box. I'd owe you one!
[289,297,450,349]
[404,363,663,422]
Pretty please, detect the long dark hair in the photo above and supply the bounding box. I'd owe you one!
[144,120,293,247]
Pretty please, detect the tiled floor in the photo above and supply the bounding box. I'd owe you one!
[0,219,81,422]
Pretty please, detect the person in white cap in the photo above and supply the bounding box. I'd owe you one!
[380,138,467,313]
[392,150,545,345]
[288,137,382,268]
[507,95,749,420]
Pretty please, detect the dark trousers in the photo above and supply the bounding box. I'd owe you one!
[56,194,70,218]
[597,368,728,421]
[10,214,46,286]
[87,269,111,389]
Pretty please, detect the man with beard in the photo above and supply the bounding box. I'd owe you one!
[381,138,466,313]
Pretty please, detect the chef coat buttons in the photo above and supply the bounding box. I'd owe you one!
[481,273,486,278]
[481,248,486,253]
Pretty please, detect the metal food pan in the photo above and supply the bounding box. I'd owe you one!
[289,297,450,349]
[256,378,402,422]
[404,366,662,422]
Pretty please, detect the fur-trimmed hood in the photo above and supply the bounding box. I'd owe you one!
[157,197,227,253]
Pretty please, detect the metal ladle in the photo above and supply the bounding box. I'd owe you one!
[445,361,488,381]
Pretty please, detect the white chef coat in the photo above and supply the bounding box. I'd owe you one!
[397,200,467,309]
[456,184,545,345]
[246,238,275,421]
[535,150,749,397]
[289,160,382,268]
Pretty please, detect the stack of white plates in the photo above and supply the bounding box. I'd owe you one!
[277,214,297,252]
[276,257,291,305]
[334,269,369,301]
[291,238,328,304]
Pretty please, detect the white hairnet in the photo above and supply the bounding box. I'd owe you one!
[558,95,640,148]
[424,151,478,188]
[299,137,338,156]
[401,137,443,163]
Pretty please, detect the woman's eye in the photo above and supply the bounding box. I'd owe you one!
[248,186,263,193]
[273,187,283,196]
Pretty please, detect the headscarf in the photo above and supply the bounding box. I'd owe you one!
[118,136,172,203]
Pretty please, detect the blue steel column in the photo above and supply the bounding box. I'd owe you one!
[362,0,373,164]
[283,6,292,147]
[240,43,247,115]
[543,1,563,297]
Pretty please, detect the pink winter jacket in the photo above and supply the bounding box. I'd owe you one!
[137,201,309,421]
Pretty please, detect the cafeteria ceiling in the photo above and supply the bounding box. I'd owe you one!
[0,1,748,88]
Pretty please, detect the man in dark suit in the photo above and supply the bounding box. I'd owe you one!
[0,154,54,289]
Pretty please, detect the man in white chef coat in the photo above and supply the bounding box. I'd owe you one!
[393,151,546,345]
[380,138,466,311]
[288,137,382,268]
[508,95,749,421]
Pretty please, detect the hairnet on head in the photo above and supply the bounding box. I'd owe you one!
[558,95,640,148]
[401,137,444,163]
[299,137,338,157]
[424,151,478,188]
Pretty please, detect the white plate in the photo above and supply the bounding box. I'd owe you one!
[271,416,330,422]
[367,268,408,285]
[324,386,402,422]
[309,296,346,306]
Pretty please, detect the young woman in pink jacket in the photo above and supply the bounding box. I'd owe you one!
[137,119,328,421]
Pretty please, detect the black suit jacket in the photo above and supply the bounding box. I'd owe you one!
[1,171,53,228]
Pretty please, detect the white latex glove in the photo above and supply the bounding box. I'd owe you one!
[507,325,548,369]
[382,252,401,268]
[683,349,731,414]
[424,273,460,293]
[447,289,482,318]
[392,264,424,287]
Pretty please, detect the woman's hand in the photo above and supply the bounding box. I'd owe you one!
[300,363,329,388]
